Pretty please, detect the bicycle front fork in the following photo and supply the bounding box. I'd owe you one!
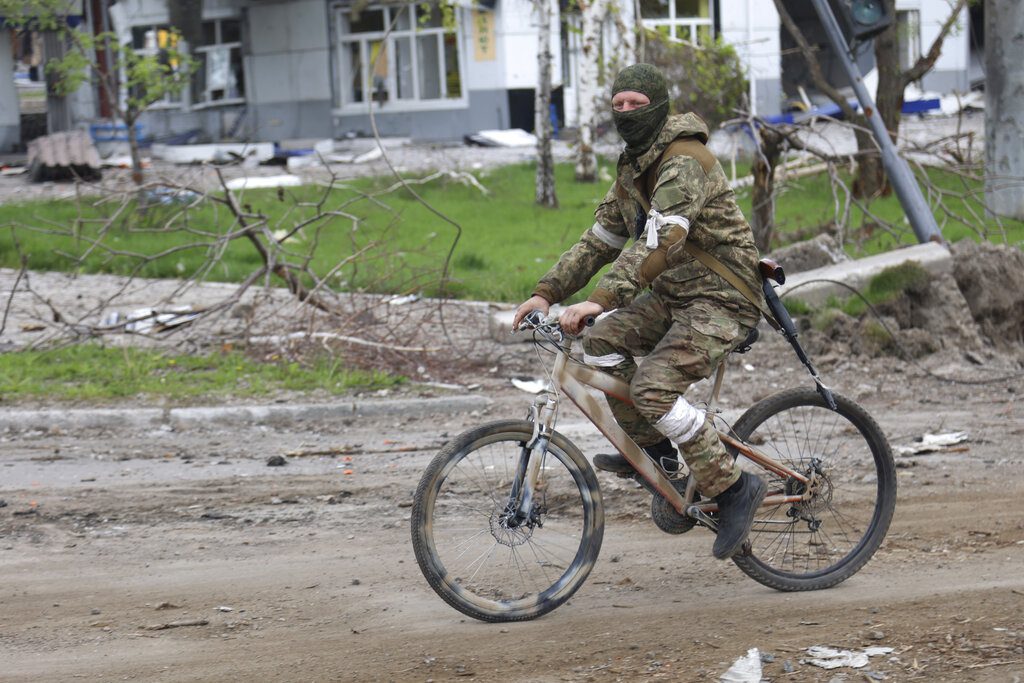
[503,396,559,529]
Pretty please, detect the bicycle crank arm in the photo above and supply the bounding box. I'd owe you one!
[686,505,718,531]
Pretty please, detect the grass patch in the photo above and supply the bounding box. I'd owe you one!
[1,160,1020,304]
[733,164,1024,254]
[0,344,403,403]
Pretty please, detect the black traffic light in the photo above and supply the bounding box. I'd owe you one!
[830,0,893,41]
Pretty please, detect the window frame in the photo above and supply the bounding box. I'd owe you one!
[127,14,246,112]
[640,0,715,45]
[191,16,246,109]
[127,23,189,110]
[332,1,468,114]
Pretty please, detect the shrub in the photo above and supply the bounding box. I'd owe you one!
[643,32,748,130]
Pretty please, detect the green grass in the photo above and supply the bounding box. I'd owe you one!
[733,164,1024,254]
[0,344,403,403]
[1,160,1020,305]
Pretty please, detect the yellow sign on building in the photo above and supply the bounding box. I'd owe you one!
[472,10,495,62]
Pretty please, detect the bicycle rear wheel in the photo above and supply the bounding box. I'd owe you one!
[411,420,604,622]
[728,388,896,591]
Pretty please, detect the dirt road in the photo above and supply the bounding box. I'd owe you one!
[2,327,1024,682]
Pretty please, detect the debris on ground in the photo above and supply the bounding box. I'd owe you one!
[266,455,287,467]
[801,646,894,670]
[386,294,420,306]
[153,602,180,610]
[224,174,303,191]
[26,130,102,182]
[151,142,276,165]
[142,186,200,205]
[895,431,969,455]
[101,307,201,334]
[143,618,210,631]
[464,129,536,147]
[769,232,849,274]
[719,647,762,682]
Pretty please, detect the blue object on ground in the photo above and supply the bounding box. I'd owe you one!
[90,122,144,143]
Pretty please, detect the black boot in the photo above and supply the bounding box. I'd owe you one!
[712,471,767,560]
[593,438,678,474]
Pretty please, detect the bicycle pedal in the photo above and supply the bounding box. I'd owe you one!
[686,505,718,531]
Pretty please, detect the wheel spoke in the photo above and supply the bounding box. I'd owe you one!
[412,423,602,621]
[727,390,894,589]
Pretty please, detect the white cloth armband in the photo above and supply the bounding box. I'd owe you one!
[643,210,691,249]
[591,222,628,250]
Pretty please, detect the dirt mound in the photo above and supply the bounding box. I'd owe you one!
[803,240,1024,361]
[769,233,849,273]
[950,240,1024,350]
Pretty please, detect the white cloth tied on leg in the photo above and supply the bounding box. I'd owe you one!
[583,352,627,368]
[644,210,690,249]
[654,395,706,445]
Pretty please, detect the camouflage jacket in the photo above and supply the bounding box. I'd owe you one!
[533,113,762,319]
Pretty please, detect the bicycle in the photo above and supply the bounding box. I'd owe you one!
[411,260,896,622]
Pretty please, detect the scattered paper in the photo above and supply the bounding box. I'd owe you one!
[102,306,200,334]
[225,175,303,191]
[465,129,537,147]
[720,647,762,682]
[386,294,420,306]
[803,646,894,670]
[896,431,969,455]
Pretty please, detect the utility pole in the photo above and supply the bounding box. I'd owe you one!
[810,0,942,244]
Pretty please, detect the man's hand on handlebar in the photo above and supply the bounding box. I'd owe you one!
[560,301,604,335]
[512,295,551,331]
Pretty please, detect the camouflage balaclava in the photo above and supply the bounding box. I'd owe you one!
[611,63,670,158]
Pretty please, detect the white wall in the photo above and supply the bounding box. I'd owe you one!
[0,32,20,151]
[498,0,563,90]
[918,0,969,75]
[246,0,331,105]
[719,0,781,115]
[463,7,507,93]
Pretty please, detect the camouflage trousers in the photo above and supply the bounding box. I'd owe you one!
[581,291,758,497]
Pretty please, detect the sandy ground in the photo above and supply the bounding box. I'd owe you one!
[2,271,1023,681]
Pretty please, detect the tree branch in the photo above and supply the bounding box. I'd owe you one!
[902,0,968,86]
[772,0,858,120]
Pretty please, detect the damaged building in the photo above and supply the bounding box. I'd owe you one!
[1,0,980,151]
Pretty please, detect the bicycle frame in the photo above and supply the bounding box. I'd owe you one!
[523,336,811,518]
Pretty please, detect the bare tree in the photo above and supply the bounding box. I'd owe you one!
[0,165,501,381]
[574,0,601,183]
[774,0,968,199]
[534,0,559,207]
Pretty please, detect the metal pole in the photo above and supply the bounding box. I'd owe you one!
[810,0,942,244]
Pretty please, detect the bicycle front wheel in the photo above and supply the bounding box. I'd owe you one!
[728,388,896,591]
[411,420,604,622]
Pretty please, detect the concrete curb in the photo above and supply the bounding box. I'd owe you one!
[0,395,488,432]
[777,242,952,306]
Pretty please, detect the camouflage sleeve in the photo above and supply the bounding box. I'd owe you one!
[588,156,710,309]
[533,185,630,304]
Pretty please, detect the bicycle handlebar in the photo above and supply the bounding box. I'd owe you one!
[517,310,596,336]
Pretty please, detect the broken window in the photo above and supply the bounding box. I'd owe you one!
[338,2,463,107]
[129,25,186,107]
[193,18,245,106]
